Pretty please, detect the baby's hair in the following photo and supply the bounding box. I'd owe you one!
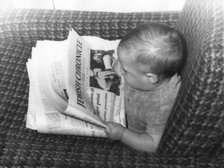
[118,23,184,79]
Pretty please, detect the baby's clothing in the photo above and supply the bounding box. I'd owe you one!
[124,74,180,135]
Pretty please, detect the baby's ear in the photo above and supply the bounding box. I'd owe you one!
[145,73,158,84]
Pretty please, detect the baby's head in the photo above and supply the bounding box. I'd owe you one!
[117,23,184,91]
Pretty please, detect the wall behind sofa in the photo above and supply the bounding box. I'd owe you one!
[0,0,186,12]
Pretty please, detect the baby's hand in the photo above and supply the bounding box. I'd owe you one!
[105,122,125,140]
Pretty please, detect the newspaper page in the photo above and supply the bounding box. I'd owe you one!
[64,30,125,129]
[26,39,108,137]
[26,41,108,137]
[26,29,125,137]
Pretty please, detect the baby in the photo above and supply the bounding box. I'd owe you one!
[105,23,185,152]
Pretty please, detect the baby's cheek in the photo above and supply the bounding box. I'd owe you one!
[123,76,133,88]
[112,60,123,76]
[124,77,138,90]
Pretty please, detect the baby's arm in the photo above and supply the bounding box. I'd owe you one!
[105,122,161,153]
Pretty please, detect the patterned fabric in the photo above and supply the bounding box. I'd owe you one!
[0,0,224,167]
[0,10,178,42]
[158,0,224,156]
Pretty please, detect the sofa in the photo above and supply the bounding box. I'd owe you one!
[0,0,223,167]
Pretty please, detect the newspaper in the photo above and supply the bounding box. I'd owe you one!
[26,29,125,137]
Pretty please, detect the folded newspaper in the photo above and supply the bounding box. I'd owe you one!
[26,29,126,137]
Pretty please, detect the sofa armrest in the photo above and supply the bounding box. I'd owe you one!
[159,0,224,156]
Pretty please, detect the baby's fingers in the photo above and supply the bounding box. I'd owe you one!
[105,122,112,137]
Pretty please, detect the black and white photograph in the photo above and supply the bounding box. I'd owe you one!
[0,0,223,167]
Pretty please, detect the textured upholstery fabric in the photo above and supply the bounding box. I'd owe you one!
[0,0,224,167]
[159,0,224,156]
